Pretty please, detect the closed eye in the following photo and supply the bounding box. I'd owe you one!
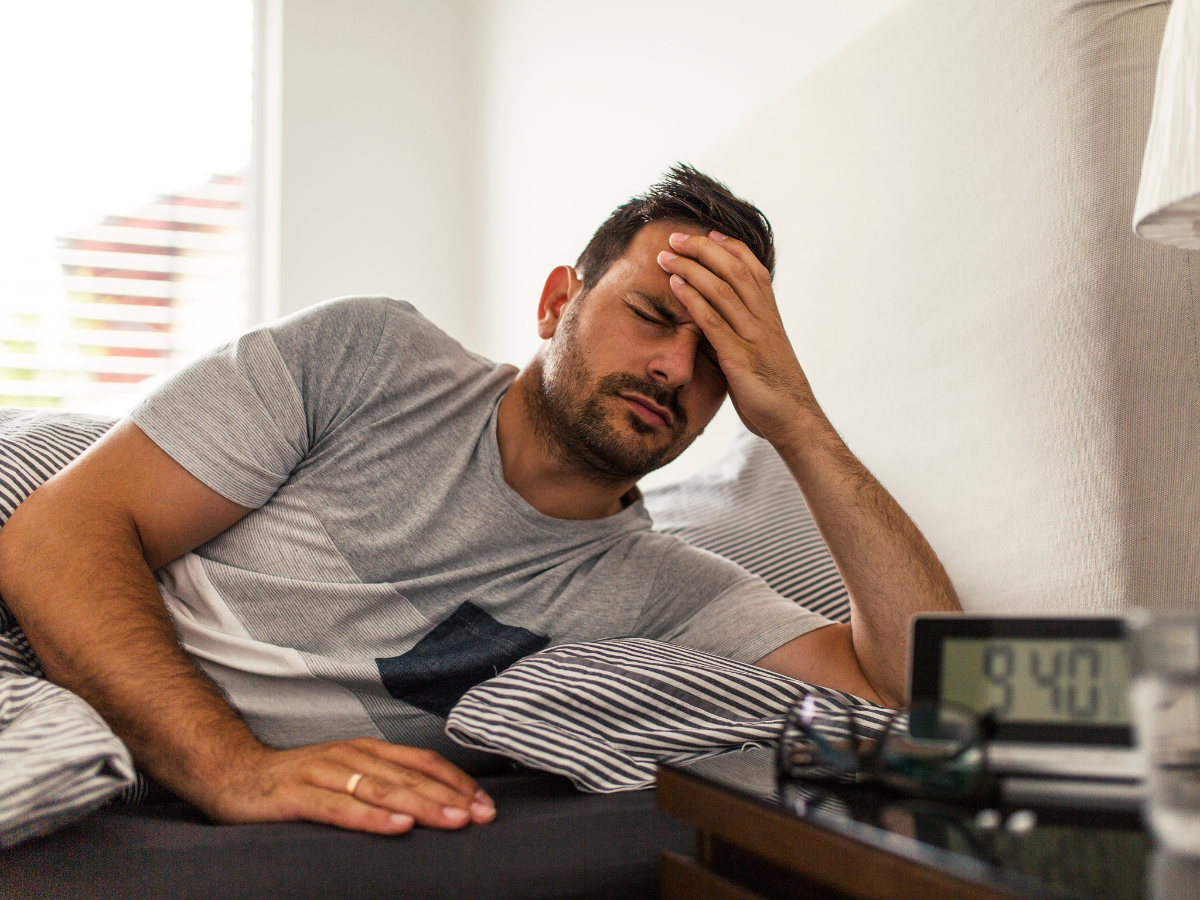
[632,307,669,327]
[630,301,721,372]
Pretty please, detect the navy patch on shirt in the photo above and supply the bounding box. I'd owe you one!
[376,601,550,717]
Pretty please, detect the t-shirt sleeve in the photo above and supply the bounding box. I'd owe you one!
[129,296,392,508]
[633,538,833,663]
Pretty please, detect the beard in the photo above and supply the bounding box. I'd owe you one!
[523,314,693,484]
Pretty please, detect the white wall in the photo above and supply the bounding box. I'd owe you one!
[477,0,905,368]
[258,0,482,346]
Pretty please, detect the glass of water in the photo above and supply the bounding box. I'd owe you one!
[1128,611,1200,855]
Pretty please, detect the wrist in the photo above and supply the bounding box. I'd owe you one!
[764,392,834,463]
[142,711,269,812]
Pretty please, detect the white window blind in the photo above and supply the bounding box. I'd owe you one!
[0,1,254,414]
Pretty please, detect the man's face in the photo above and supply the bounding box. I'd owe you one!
[528,220,728,483]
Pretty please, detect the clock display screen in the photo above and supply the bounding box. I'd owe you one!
[939,638,1130,726]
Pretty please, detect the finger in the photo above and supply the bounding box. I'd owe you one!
[349,770,485,828]
[356,741,496,820]
[328,740,495,825]
[668,273,742,357]
[698,230,774,293]
[285,781,418,835]
[707,231,772,284]
[668,231,775,317]
[658,251,757,339]
[309,757,482,829]
[345,739,485,802]
[328,747,494,826]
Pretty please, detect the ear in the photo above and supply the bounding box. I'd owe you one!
[537,266,583,340]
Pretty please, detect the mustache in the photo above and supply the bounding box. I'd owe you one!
[595,372,687,430]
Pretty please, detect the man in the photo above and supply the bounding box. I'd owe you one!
[0,166,959,836]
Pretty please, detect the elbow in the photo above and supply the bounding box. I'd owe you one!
[0,494,37,596]
[0,482,131,611]
[0,486,59,613]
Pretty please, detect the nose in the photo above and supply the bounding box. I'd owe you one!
[647,329,699,389]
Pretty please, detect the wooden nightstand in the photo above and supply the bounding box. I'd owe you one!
[656,754,1160,900]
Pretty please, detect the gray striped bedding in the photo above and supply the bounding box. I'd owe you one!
[445,638,889,792]
[0,631,136,847]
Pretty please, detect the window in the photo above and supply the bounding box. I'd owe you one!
[0,1,254,413]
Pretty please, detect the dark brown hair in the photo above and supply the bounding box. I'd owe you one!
[574,164,775,295]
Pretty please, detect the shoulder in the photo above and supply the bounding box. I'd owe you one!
[265,293,469,341]
[268,295,499,396]
[266,296,402,360]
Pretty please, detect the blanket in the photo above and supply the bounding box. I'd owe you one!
[0,630,136,848]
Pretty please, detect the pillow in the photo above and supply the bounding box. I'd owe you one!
[0,407,117,634]
[445,637,889,793]
[0,407,116,522]
[643,426,851,623]
[0,630,136,848]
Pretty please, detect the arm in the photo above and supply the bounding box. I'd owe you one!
[658,232,960,707]
[0,420,493,831]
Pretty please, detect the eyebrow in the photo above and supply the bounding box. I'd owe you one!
[626,290,685,325]
[627,289,722,369]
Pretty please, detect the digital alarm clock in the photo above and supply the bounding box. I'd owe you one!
[909,615,1133,748]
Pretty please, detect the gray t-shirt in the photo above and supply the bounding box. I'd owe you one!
[132,296,829,766]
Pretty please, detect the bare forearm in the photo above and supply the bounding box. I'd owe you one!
[656,230,957,705]
[0,489,262,808]
[774,407,960,705]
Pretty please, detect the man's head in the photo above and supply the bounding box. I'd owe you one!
[522,166,775,487]
[574,164,775,299]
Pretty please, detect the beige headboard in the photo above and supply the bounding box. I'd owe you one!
[705,0,1199,615]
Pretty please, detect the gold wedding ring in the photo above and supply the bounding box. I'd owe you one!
[345,772,364,796]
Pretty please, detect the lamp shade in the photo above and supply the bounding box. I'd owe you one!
[1133,0,1200,249]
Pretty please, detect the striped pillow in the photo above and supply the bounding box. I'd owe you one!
[0,631,136,847]
[0,407,116,522]
[445,638,889,793]
[644,427,851,623]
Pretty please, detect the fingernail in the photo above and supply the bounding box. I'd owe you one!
[474,789,495,807]
[390,813,414,826]
[472,801,496,820]
[710,231,727,241]
[443,806,470,824]
[670,274,686,287]
[669,232,689,244]
[658,251,678,262]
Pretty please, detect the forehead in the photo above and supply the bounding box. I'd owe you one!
[599,220,707,319]
[622,219,706,265]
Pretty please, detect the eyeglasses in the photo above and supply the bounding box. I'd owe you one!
[776,692,996,802]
